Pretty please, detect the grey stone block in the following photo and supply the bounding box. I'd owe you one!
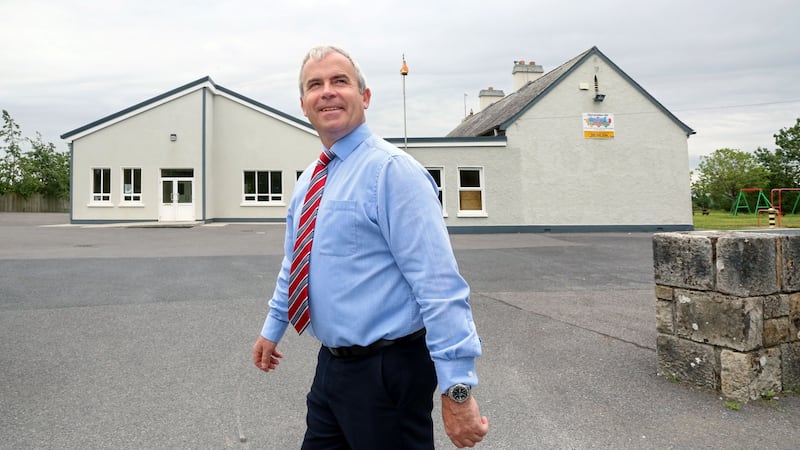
[764,317,789,347]
[780,235,800,291]
[673,289,763,351]
[716,234,778,296]
[781,342,800,391]
[763,294,789,319]
[653,233,714,290]
[790,293,800,342]
[721,347,781,401]
[656,299,674,334]
[655,284,673,301]
[657,334,719,389]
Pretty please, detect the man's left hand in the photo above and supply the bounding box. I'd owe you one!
[441,395,489,448]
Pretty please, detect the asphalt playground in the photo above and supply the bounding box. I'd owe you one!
[1,212,798,449]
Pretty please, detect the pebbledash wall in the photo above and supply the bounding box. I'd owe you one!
[652,230,800,402]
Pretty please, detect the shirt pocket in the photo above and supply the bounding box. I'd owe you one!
[317,200,358,256]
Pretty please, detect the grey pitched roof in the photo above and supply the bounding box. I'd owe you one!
[446,46,695,138]
[61,76,314,141]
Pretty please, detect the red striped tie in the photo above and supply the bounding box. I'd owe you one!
[288,149,335,334]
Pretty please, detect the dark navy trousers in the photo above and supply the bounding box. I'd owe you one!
[301,334,437,450]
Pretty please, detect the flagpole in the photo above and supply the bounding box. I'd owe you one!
[400,54,409,150]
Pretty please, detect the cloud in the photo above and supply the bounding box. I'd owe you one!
[1,0,798,170]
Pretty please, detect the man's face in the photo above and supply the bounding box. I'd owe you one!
[300,52,371,148]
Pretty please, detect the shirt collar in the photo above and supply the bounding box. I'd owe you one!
[328,123,371,161]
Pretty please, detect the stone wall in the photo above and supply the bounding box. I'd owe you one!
[653,231,800,402]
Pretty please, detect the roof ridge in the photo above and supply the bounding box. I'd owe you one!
[447,48,594,137]
[447,46,693,137]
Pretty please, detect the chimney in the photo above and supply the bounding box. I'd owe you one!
[478,86,505,111]
[512,59,544,91]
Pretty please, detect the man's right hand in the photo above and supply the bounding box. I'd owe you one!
[252,336,283,372]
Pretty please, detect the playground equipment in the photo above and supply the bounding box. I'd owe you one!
[730,188,772,216]
[733,187,800,228]
[770,188,800,215]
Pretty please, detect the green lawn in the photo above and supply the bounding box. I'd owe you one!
[693,209,800,230]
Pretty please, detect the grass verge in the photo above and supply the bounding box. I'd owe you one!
[693,209,800,230]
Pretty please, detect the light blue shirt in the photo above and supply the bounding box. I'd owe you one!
[261,123,481,392]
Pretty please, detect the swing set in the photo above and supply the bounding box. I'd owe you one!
[731,187,800,216]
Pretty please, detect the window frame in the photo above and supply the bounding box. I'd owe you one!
[242,170,284,205]
[425,166,447,217]
[121,167,143,204]
[90,167,112,205]
[457,166,487,217]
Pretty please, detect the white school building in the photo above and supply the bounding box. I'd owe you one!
[61,46,694,232]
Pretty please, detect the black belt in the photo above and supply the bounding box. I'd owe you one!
[325,328,426,358]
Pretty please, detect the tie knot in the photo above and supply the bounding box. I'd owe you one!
[318,149,335,166]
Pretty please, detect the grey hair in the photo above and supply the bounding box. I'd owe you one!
[298,46,367,96]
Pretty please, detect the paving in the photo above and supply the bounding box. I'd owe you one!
[1,212,798,449]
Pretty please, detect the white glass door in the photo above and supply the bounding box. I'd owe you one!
[159,177,194,221]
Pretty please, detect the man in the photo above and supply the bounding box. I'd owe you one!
[253,45,488,449]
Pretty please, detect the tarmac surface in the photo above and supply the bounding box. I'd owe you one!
[1,212,798,449]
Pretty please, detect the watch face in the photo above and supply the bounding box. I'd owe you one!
[450,385,470,403]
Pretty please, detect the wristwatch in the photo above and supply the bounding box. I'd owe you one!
[445,383,472,403]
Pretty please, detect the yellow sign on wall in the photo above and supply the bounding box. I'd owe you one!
[583,113,614,139]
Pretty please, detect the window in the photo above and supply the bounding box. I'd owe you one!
[426,167,446,215]
[122,168,142,202]
[162,168,194,178]
[92,168,111,202]
[458,167,486,216]
[244,170,283,203]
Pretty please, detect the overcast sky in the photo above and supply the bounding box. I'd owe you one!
[2,0,798,169]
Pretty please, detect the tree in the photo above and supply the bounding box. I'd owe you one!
[20,132,70,198]
[0,110,24,194]
[0,109,70,199]
[692,148,768,211]
[774,118,800,158]
[755,118,800,189]
[755,146,797,190]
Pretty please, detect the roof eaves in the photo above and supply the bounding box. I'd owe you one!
[385,135,507,148]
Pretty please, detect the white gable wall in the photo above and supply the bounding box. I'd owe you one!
[71,90,205,222]
[69,86,322,223]
[508,55,692,226]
